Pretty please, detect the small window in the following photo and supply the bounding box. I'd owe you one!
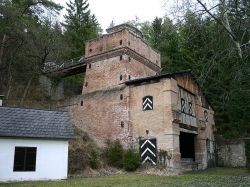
[81,101,83,106]
[143,96,153,111]
[13,147,37,172]
[120,94,123,100]
[204,110,208,122]
[128,75,131,80]
[128,41,130,46]
[120,40,122,45]
[89,64,91,69]
[146,130,149,135]
[129,57,131,62]
[85,82,88,87]
[120,55,123,61]
[89,48,92,52]
[201,95,209,109]
[121,121,124,128]
[120,75,123,81]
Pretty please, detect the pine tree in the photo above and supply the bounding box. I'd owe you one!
[63,0,101,58]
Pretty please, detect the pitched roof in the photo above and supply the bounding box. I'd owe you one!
[0,107,74,139]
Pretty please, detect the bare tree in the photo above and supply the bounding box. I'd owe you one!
[171,0,249,59]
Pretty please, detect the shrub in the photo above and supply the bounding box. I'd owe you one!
[88,149,99,169]
[245,139,250,171]
[103,139,124,168]
[123,149,141,171]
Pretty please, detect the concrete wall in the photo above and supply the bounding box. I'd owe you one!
[0,138,69,182]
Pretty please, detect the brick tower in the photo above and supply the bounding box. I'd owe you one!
[82,24,161,93]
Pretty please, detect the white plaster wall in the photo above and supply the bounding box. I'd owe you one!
[0,138,69,182]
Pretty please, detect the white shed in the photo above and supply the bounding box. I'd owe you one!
[0,107,74,182]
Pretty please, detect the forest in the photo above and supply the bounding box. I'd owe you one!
[0,0,249,139]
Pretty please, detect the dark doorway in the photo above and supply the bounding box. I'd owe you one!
[179,132,195,161]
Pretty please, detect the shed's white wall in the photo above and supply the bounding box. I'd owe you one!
[0,138,69,182]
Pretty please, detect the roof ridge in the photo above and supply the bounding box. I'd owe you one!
[0,106,67,113]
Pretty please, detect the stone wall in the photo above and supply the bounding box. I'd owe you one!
[217,139,246,167]
[39,75,64,100]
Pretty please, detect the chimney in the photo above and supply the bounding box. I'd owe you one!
[0,95,4,106]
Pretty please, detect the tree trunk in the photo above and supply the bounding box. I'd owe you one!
[6,63,12,100]
[222,3,243,59]
[0,34,7,64]
[196,0,243,59]
[20,77,33,106]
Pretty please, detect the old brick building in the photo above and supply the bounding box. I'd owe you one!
[67,24,216,169]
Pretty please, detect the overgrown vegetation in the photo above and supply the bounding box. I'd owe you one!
[103,140,141,171]
[122,149,141,171]
[68,127,100,173]
[103,139,124,169]
[88,149,99,169]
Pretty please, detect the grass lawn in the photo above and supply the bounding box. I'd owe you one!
[1,167,250,187]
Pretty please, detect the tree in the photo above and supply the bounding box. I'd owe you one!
[137,7,249,138]
[0,0,63,103]
[63,0,101,58]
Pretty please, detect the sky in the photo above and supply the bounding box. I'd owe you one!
[52,0,170,32]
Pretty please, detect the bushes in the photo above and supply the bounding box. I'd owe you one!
[88,149,99,169]
[123,149,141,171]
[103,139,124,168]
[103,139,141,171]
[245,139,250,171]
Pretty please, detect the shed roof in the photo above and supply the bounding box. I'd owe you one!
[0,107,74,139]
[125,70,194,85]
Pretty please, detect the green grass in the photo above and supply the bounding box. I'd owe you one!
[1,167,250,187]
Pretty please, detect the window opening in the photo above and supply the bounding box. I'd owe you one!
[121,121,124,128]
[13,147,37,172]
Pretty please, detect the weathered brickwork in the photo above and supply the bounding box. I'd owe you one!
[66,85,130,148]
[82,55,158,93]
[66,24,216,170]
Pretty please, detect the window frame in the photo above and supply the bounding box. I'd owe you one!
[13,146,37,172]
